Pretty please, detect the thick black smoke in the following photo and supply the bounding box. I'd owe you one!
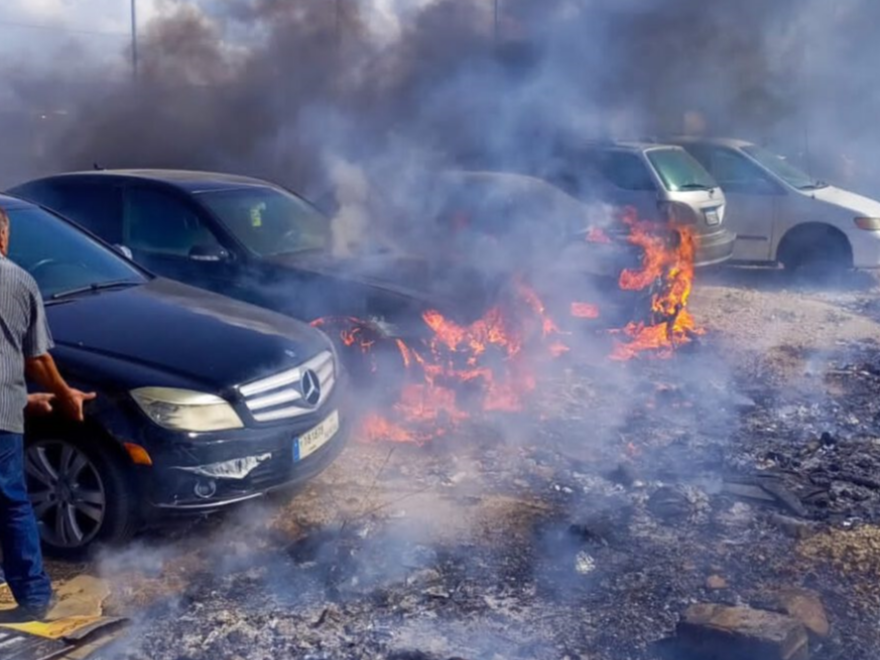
[3,0,879,199]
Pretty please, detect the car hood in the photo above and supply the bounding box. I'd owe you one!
[806,185,880,217]
[267,251,446,297]
[46,278,331,391]
[261,251,501,327]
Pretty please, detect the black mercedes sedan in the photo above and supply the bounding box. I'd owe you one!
[1,194,348,556]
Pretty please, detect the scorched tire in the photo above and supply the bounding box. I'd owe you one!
[25,432,139,559]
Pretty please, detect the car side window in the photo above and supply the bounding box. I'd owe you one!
[592,152,656,192]
[30,182,124,244]
[707,148,780,195]
[124,187,221,257]
[684,146,713,173]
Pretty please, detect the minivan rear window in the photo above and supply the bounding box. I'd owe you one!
[647,148,718,192]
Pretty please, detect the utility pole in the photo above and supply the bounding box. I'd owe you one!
[131,0,139,82]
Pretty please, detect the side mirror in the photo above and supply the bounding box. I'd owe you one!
[189,245,230,262]
[113,244,134,260]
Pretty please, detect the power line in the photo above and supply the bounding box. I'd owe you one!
[0,19,129,38]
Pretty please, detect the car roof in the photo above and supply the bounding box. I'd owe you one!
[664,136,755,149]
[442,169,563,186]
[0,193,38,210]
[23,169,281,194]
[558,139,687,155]
[440,169,589,199]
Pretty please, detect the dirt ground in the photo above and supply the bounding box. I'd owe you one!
[43,266,880,660]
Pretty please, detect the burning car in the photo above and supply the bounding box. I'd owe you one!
[7,169,651,387]
[7,171,459,384]
[668,137,880,272]
[1,193,347,555]
[530,140,736,268]
[414,169,658,328]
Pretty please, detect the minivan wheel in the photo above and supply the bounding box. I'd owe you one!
[778,225,853,277]
[25,436,138,557]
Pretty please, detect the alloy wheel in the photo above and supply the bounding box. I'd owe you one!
[25,440,107,549]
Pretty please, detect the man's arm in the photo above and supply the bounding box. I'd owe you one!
[22,275,95,422]
[25,355,95,422]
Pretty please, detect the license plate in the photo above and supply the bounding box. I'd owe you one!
[293,410,340,461]
[704,208,720,225]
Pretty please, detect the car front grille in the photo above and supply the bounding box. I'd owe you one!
[238,350,336,423]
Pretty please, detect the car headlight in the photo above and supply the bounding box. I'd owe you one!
[855,217,880,231]
[131,387,244,432]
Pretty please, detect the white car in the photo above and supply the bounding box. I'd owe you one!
[670,137,880,271]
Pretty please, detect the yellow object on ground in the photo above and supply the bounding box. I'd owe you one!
[0,575,126,647]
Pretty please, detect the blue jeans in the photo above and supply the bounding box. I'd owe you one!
[0,432,52,608]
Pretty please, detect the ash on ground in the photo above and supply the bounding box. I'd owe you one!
[68,272,880,660]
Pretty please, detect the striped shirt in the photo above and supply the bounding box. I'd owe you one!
[0,254,54,433]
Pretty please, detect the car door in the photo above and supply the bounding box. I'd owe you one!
[688,146,785,262]
[122,185,240,292]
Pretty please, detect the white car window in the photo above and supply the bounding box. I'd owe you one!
[710,149,781,195]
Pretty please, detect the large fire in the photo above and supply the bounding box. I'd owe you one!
[320,207,702,444]
[355,280,565,444]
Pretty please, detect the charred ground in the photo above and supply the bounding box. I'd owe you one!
[39,268,880,660]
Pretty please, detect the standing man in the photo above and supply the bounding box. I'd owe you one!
[0,207,95,621]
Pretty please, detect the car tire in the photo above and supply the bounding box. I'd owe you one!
[778,224,853,279]
[25,431,139,559]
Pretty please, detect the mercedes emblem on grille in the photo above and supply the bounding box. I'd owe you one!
[301,369,321,406]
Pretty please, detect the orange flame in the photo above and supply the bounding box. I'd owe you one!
[314,210,703,444]
[353,282,566,443]
[359,412,422,444]
[610,208,703,360]
[570,302,600,319]
[311,316,376,352]
[586,226,612,244]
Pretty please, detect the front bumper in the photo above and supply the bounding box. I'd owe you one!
[851,230,880,269]
[693,227,737,267]
[137,389,349,514]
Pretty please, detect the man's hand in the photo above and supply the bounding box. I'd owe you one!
[25,353,96,422]
[56,389,97,422]
[25,393,55,417]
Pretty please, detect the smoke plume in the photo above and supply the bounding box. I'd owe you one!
[2,0,879,198]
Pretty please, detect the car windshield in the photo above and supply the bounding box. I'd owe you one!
[197,186,331,257]
[5,205,146,300]
[646,148,718,192]
[741,145,826,190]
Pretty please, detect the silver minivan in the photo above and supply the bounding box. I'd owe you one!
[670,137,880,271]
[543,140,736,266]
